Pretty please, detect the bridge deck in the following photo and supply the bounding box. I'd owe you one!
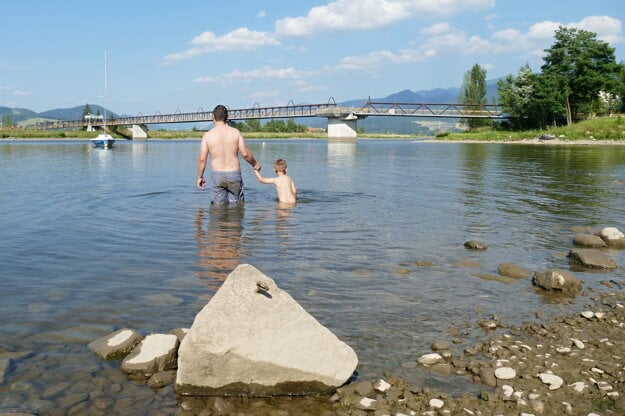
[35,102,505,130]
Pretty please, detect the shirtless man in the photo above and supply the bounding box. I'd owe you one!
[197,105,261,203]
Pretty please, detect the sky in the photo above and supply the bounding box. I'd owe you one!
[2,0,624,116]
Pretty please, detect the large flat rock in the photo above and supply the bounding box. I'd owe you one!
[175,264,358,396]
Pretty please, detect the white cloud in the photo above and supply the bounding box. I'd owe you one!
[257,10,267,18]
[336,48,425,72]
[162,28,280,64]
[575,15,624,44]
[419,27,492,56]
[195,66,306,85]
[275,0,494,36]
[13,89,30,96]
[163,0,495,62]
[490,16,624,57]
[329,13,624,77]
[275,0,408,36]
[420,22,453,36]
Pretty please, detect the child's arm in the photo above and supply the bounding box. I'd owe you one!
[254,169,275,185]
[291,180,297,200]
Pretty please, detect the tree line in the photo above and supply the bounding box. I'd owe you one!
[460,26,625,130]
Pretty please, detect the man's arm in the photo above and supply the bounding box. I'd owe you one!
[197,137,209,189]
[238,133,261,171]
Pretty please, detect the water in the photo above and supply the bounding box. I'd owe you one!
[1,139,625,414]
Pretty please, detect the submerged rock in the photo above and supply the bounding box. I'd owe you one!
[532,269,581,294]
[88,328,143,360]
[175,264,358,396]
[572,234,607,248]
[568,248,617,270]
[464,240,488,250]
[497,263,531,279]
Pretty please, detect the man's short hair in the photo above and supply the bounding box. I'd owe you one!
[213,105,228,122]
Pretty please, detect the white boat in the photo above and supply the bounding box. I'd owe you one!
[92,49,115,149]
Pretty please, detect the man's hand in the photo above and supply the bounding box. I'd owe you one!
[253,162,262,172]
[197,177,206,190]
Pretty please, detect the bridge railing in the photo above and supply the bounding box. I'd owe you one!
[354,102,505,119]
[33,102,340,130]
[33,100,506,130]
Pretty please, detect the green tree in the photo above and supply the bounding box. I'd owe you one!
[245,119,261,131]
[541,26,621,125]
[498,64,537,129]
[81,103,92,119]
[4,114,12,128]
[459,63,489,129]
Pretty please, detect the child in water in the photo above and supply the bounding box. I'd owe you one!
[254,158,297,204]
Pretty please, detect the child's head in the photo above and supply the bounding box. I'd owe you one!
[274,159,287,174]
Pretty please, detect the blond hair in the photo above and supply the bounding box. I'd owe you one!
[274,159,287,173]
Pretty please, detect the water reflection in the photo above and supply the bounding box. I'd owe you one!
[194,205,245,293]
[327,141,356,168]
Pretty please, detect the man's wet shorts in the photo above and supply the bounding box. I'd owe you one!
[210,171,244,203]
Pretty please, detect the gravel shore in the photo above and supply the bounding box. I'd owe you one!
[330,284,625,416]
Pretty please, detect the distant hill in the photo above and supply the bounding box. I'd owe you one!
[0,104,119,128]
[39,104,119,121]
[0,106,42,125]
[3,80,500,133]
[340,79,499,107]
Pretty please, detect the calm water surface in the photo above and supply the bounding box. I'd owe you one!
[1,139,624,414]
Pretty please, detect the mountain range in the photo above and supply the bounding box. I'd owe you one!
[1,80,499,134]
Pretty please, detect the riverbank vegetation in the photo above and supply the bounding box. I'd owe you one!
[459,27,624,133]
[442,25,625,142]
[437,115,625,142]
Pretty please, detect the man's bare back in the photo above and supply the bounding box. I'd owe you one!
[202,123,247,172]
[197,105,260,203]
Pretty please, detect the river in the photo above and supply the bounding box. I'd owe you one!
[1,139,624,414]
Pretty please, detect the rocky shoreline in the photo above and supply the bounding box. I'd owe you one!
[81,284,625,416]
[2,227,624,416]
[330,287,625,416]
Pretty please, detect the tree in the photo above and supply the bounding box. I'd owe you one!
[3,115,12,128]
[245,119,261,131]
[498,64,537,129]
[541,26,621,125]
[81,103,92,119]
[459,63,489,129]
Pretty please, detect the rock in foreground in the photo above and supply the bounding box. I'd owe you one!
[175,264,358,396]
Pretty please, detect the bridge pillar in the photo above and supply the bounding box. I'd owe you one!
[327,116,358,141]
[316,109,364,141]
[131,124,149,140]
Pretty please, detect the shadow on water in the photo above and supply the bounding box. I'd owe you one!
[194,205,245,296]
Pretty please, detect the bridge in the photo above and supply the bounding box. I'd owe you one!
[36,100,505,140]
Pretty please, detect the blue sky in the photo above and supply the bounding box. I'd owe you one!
[2,0,624,115]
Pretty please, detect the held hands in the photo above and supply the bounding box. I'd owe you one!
[253,162,262,172]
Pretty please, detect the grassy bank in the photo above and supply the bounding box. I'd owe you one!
[2,115,623,142]
[438,115,625,142]
[0,128,413,140]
